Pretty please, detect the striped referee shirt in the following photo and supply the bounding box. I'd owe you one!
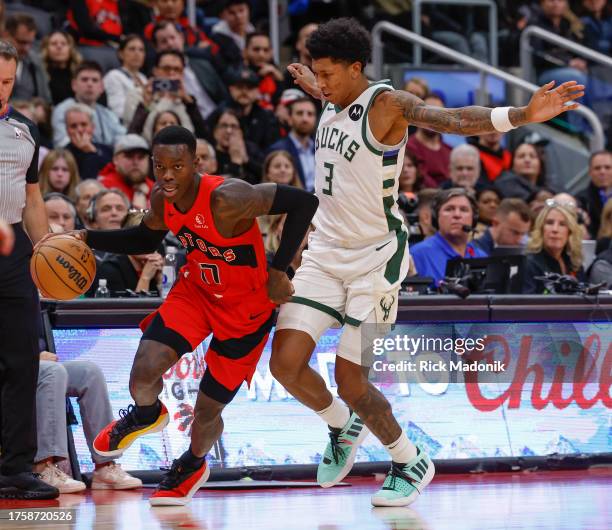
[0,106,40,223]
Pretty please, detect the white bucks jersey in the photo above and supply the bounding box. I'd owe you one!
[313,81,408,249]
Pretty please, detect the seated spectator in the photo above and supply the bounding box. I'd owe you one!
[142,104,192,143]
[39,149,80,201]
[473,198,532,255]
[261,150,303,188]
[403,77,429,99]
[126,50,208,140]
[64,104,114,179]
[399,149,424,194]
[267,97,316,191]
[150,21,228,120]
[415,188,438,241]
[528,187,555,217]
[212,108,262,182]
[588,248,612,287]
[406,93,452,188]
[88,188,130,231]
[52,62,126,148]
[552,192,592,239]
[495,143,549,201]
[98,135,153,209]
[580,0,612,56]
[34,348,141,492]
[577,150,611,238]
[43,193,77,233]
[195,138,218,175]
[442,144,481,192]
[31,97,54,148]
[596,199,612,253]
[220,66,280,154]
[75,179,106,229]
[5,13,51,102]
[212,0,255,70]
[274,88,305,137]
[40,30,82,105]
[144,0,218,51]
[531,0,589,104]
[244,31,283,110]
[474,186,503,238]
[523,202,585,293]
[410,188,488,287]
[88,211,163,297]
[103,35,147,120]
[472,130,512,183]
[66,0,122,71]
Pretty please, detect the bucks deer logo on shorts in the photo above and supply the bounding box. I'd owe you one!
[379,294,395,322]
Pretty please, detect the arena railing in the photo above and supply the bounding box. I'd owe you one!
[520,24,612,83]
[372,21,605,152]
[412,0,498,67]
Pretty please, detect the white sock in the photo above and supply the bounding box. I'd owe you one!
[316,398,350,429]
[385,432,417,464]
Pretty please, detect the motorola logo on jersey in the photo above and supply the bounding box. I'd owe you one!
[349,104,364,121]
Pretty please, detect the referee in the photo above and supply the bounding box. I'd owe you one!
[0,41,58,500]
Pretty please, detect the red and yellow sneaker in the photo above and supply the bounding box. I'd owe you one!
[93,402,169,457]
[149,459,210,506]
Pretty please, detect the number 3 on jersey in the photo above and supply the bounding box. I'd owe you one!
[322,162,334,196]
[199,263,221,285]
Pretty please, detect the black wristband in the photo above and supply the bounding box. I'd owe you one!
[269,185,318,271]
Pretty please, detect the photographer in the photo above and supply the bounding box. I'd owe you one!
[126,51,208,141]
[410,188,487,287]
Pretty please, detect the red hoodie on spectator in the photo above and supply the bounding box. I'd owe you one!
[98,163,155,204]
[67,0,122,47]
[144,15,219,52]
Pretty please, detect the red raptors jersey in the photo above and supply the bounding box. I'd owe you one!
[164,175,269,297]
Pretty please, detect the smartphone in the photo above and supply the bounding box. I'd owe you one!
[152,78,180,93]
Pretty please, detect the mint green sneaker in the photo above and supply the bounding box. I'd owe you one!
[371,447,435,507]
[317,412,370,488]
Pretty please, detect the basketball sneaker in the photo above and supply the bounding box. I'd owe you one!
[149,459,210,506]
[93,402,169,457]
[0,471,59,500]
[317,411,370,488]
[371,447,435,507]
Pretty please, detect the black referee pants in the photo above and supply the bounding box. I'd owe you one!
[0,294,40,475]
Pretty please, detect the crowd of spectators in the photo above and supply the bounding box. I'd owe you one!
[0,0,606,300]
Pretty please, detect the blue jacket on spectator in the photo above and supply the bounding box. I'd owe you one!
[411,232,488,287]
[267,135,315,191]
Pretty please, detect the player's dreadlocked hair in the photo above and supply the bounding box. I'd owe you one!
[306,18,372,70]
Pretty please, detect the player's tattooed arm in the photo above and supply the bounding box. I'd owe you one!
[387,80,584,135]
[389,90,527,135]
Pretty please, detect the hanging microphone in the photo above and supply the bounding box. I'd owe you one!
[461,225,473,233]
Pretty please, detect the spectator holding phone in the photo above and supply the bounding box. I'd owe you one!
[126,50,208,140]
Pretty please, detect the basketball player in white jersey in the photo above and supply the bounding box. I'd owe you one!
[270,18,584,506]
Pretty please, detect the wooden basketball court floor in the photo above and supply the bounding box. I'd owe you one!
[0,468,609,530]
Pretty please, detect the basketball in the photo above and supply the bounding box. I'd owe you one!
[30,234,96,300]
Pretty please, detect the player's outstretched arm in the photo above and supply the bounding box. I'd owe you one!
[386,80,585,136]
[70,185,168,255]
[213,179,319,303]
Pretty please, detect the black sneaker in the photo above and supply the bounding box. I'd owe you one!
[93,402,169,457]
[0,472,60,500]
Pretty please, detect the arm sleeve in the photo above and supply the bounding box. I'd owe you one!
[87,222,168,255]
[268,185,318,271]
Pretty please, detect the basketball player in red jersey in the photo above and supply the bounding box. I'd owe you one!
[64,126,318,505]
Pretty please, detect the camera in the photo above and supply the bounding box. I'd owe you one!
[153,78,180,93]
[397,192,423,241]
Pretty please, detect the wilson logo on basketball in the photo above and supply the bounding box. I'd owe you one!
[55,255,88,290]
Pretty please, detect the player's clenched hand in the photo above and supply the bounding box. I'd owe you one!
[287,63,323,100]
[267,268,294,304]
